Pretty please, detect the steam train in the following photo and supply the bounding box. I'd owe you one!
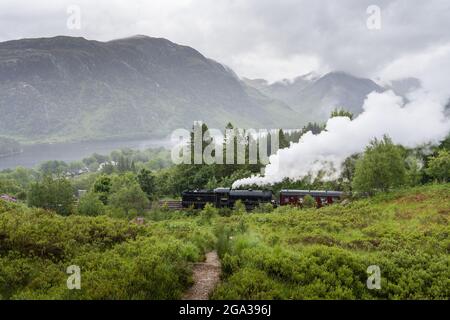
[182,188,343,210]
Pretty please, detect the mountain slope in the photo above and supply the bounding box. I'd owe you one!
[243,72,318,107]
[245,72,384,124]
[0,35,301,143]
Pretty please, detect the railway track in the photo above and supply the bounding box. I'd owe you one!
[158,200,183,210]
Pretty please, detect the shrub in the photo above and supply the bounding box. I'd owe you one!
[302,195,316,208]
[233,200,246,215]
[426,149,450,183]
[27,176,74,216]
[199,203,218,224]
[254,202,274,213]
[352,136,406,194]
[78,192,105,216]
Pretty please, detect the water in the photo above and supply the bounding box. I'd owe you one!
[0,139,171,171]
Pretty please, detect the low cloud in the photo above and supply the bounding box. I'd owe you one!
[1,0,449,81]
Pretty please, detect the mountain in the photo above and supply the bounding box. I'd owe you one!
[0,35,301,143]
[245,71,385,124]
[243,72,319,108]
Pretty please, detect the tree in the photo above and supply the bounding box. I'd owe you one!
[426,149,450,183]
[78,192,105,216]
[68,161,85,173]
[352,136,406,194]
[27,176,74,215]
[331,108,354,120]
[109,183,149,216]
[39,160,68,176]
[137,168,155,199]
[278,129,290,149]
[92,175,112,204]
[340,154,360,191]
[405,156,423,186]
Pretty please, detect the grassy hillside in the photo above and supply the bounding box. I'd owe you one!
[0,200,215,299]
[213,184,449,299]
[0,184,448,299]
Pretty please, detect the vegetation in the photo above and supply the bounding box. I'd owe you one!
[0,119,448,300]
[212,184,449,299]
[0,183,447,299]
[302,194,316,208]
[0,200,215,299]
[27,176,74,216]
[352,136,406,194]
[426,149,450,183]
[77,192,106,216]
[331,108,354,120]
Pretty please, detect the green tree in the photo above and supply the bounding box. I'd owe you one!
[137,168,155,199]
[278,129,290,149]
[27,176,74,215]
[92,175,112,204]
[352,136,406,194]
[340,154,360,191]
[405,156,423,186]
[109,183,149,216]
[78,192,105,216]
[426,149,450,183]
[39,160,68,176]
[331,108,354,120]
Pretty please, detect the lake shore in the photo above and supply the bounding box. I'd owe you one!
[0,138,171,171]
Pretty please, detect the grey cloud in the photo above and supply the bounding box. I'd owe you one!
[0,0,449,81]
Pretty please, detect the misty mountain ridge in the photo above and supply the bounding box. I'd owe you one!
[0,35,422,144]
[0,35,299,143]
[244,71,420,123]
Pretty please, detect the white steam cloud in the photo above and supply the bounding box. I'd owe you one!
[233,90,449,187]
[233,45,450,188]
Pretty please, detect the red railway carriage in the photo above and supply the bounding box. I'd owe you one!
[279,190,343,208]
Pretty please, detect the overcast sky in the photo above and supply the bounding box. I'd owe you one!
[0,0,449,82]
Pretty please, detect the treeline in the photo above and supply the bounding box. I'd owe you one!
[1,113,449,219]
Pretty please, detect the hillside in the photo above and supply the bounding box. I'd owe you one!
[0,36,301,143]
[244,72,385,124]
[0,184,448,299]
[213,183,450,299]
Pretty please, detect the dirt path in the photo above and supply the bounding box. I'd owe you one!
[182,251,221,300]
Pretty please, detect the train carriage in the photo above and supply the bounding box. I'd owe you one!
[279,190,343,208]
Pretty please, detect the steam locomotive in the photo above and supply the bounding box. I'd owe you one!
[182,188,343,210]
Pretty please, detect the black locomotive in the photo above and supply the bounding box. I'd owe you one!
[182,188,343,210]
